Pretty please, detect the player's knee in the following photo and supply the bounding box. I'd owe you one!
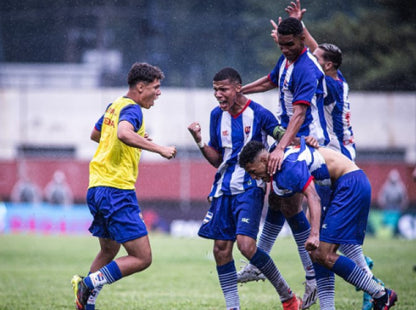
[236,238,257,260]
[213,244,232,265]
[312,250,336,269]
[142,255,152,270]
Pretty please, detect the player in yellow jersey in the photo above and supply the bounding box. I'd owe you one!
[71,62,177,310]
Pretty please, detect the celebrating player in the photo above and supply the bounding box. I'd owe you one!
[188,67,301,310]
[238,16,329,308]
[71,62,177,310]
[239,139,398,310]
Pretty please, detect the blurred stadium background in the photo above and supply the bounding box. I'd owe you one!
[0,0,415,239]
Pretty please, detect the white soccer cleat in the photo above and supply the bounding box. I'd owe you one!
[237,261,266,283]
[302,278,318,309]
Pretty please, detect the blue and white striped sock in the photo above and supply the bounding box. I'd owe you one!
[314,262,335,310]
[287,211,315,279]
[84,261,122,289]
[217,260,240,309]
[257,208,285,253]
[331,256,383,297]
[339,244,372,276]
[250,248,292,301]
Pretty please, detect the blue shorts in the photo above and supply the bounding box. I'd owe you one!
[320,170,371,245]
[198,187,265,241]
[86,187,148,243]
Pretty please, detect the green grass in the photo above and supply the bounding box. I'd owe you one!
[0,233,414,309]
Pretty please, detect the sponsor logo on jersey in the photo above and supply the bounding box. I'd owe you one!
[244,126,251,134]
[241,218,250,224]
[222,130,229,136]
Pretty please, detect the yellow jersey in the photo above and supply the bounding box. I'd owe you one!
[89,96,145,189]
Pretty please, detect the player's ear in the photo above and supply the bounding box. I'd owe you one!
[235,83,242,93]
[325,61,333,71]
[136,82,145,93]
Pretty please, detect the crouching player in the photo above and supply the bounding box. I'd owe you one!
[238,139,397,310]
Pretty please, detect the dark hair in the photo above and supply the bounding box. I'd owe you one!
[278,17,303,36]
[318,43,343,69]
[127,62,165,87]
[238,140,265,169]
[213,67,242,84]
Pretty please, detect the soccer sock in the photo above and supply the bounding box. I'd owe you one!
[217,260,240,309]
[257,208,285,253]
[85,270,104,308]
[313,263,335,310]
[83,261,122,289]
[287,211,315,279]
[339,244,373,276]
[331,256,384,297]
[250,248,292,302]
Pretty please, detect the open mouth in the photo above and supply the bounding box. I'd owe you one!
[218,100,228,108]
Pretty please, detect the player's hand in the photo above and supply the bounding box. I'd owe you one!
[270,18,281,45]
[304,136,319,148]
[188,122,202,144]
[285,0,306,20]
[305,236,319,252]
[161,146,177,160]
[267,146,284,175]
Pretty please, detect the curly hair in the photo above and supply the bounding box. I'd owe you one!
[278,17,303,36]
[127,62,165,87]
[238,140,265,169]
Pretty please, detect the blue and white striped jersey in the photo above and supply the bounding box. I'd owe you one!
[268,48,329,146]
[271,138,331,197]
[208,99,279,197]
[324,70,356,161]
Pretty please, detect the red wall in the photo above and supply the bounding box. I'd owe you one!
[1,159,415,204]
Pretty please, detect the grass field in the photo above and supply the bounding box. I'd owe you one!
[0,233,414,310]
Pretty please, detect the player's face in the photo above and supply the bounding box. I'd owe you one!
[213,79,240,112]
[277,33,305,62]
[139,79,162,109]
[245,160,269,182]
[313,48,330,73]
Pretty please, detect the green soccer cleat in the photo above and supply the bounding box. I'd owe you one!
[71,275,92,310]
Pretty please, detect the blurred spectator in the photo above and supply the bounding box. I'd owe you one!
[44,170,73,206]
[377,169,408,235]
[412,166,416,182]
[11,175,41,203]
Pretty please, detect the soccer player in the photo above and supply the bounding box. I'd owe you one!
[71,62,177,310]
[188,67,301,310]
[238,139,398,310]
[238,16,329,308]
[285,1,382,309]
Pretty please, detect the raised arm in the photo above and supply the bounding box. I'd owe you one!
[285,0,319,52]
[188,122,222,168]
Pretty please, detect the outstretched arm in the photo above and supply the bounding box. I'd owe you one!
[118,121,177,159]
[241,76,276,94]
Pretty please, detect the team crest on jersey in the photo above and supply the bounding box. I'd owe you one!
[222,130,229,136]
[244,126,251,134]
